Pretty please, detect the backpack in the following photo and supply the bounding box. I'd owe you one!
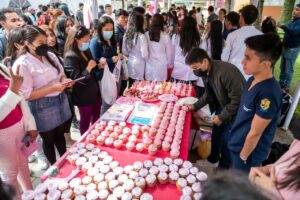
[278,92,292,127]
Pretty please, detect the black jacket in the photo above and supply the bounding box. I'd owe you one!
[64,50,99,106]
[194,60,246,123]
[115,24,125,51]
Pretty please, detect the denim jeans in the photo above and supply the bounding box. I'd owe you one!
[230,151,263,174]
[279,47,300,90]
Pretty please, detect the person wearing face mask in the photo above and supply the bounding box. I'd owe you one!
[64,26,100,135]
[185,47,245,169]
[12,25,73,165]
[90,16,119,115]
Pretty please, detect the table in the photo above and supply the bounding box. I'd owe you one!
[41,90,194,200]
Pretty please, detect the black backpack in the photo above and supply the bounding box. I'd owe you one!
[278,92,292,127]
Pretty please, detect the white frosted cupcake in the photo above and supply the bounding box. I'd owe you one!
[139,168,149,178]
[98,189,109,200]
[153,158,164,166]
[135,177,146,189]
[98,151,108,160]
[157,172,168,184]
[131,187,143,198]
[196,171,208,182]
[145,174,157,187]
[21,190,35,200]
[73,185,86,196]
[74,195,86,200]
[123,179,135,192]
[34,193,46,200]
[176,178,187,190]
[143,160,153,169]
[193,193,202,200]
[169,164,179,172]
[180,195,192,200]
[189,167,199,175]
[108,179,119,192]
[99,165,110,174]
[82,176,92,185]
[94,173,105,183]
[109,161,119,170]
[140,193,153,200]
[87,167,99,177]
[118,174,129,184]
[158,164,169,173]
[121,192,133,200]
[192,182,201,193]
[182,161,193,170]
[169,171,180,184]
[149,166,159,175]
[46,190,61,200]
[133,161,143,171]
[94,160,104,169]
[105,172,116,182]
[179,168,189,178]
[34,183,47,194]
[82,162,93,173]
[75,157,87,168]
[113,166,124,176]
[124,165,134,174]
[186,174,196,185]
[129,171,139,180]
[86,190,99,200]
[85,143,95,151]
[86,183,97,192]
[164,158,173,166]
[91,148,101,155]
[113,186,125,198]
[107,195,118,200]
[76,143,86,149]
[46,181,58,191]
[88,156,99,165]
[98,181,108,190]
[182,186,192,196]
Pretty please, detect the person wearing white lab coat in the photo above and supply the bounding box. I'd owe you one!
[145,14,172,81]
[171,16,201,82]
[221,5,262,80]
[122,12,148,85]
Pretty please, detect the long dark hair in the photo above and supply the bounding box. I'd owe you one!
[20,25,60,73]
[179,16,201,56]
[124,11,144,51]
[208,20,223,60]
[5,27,24,63]
[64,25,93,62]
[149,14,164,42]
[97,16,115,46]
[278,155,300,191]
[55,15,73,40]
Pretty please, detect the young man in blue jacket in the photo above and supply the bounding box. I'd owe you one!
[278,4,300,92]
[228,33,283,173]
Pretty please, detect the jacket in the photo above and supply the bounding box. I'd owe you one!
[281,17,300,48]
[0,32,7,61]
[64,50,99,106]
[115,24,125,51]
[193,60,246,123]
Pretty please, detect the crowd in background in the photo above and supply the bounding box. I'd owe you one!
[0,1,299,200]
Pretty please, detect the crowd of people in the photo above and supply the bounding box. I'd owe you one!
[0,1,299,200]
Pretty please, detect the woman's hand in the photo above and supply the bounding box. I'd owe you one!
[249,165,271,182]
[98,58,107,69]
[118,54,124,61]
[52,82,68,92]
[9,65,23,94]
[112,56,119,63]
[252,167,276,190]
[87,60,97,72]
[61,78,74,88]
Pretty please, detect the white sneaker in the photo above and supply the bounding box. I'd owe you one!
[28,155,36,163]
[196,159,219,168]
[37,158,49,170]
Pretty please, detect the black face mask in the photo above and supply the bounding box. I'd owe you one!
[193,69,208,77]
[35,44,49,56]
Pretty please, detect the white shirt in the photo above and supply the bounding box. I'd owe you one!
[122,33,149,80]
[12,52,65,100]
[221,26,262,79]
[200,38,212,58]
[145,31,172,81]
[171,34,199,81]
[102,13,116,22]
[196,12,203,26]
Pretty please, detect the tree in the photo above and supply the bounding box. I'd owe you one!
[280,0,296,24]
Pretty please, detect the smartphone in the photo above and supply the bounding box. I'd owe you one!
[62,77,86,85]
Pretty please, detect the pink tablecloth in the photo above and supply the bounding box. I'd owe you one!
[41,104,192,200]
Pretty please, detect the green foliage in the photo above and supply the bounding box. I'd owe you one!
[280,0,296,24]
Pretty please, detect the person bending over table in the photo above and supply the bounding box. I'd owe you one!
[228,33,283,173]
[185,47,245,169]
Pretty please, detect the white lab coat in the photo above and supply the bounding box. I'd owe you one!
[122,33,149,80]
[200,38,212,58]
[221,26,262,80]
[171,34,199,81]
[145,31,172,81]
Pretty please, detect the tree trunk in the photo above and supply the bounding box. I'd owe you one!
[255,0,264,29]
[280,0,296,24]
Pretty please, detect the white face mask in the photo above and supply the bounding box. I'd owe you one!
[103,31,113,40]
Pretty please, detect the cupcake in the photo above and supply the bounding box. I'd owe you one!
[99,165,110,174]
[91,148,101,155]
[86,135,95,144]
[131,129,139,136]
[105,137,114,146]
[189,167,199,175]
[126,142,135,151]
[94,173,105,183]
[86,183,97,192]
[179,168,189,178]
[34,183,47,194]
[174,159,183,167]
[153,158,164,166]
[114,126,123,134]
[131,187,143,198]
[149,128,157,137]
[118,174,129,184]
[129,135,138,143]
[87,167,99,177]
[96,135,106,145]
[67,153,79,165]
[110,132,119,140]
[75,157,87,168]
[94,161,104,169]
[169,164,179,172]
[145,174,157,187]
[21,190,35,200]
[148,144,158,155]
[82,162,94,173]
[98,151,108,160]
[113,140,123,149]
[176,178,187,190]
[196,171,208,182]
[47,181,58,191]
[124,165,134,174]
[98,181,108,190]
[135,177,146,189]
[129,171,139,180]
[157,172,168,184]
[133,161,143,171]
[85,144,95,151]
[98,189,109,200]
[140,193,153,200]
[123,179,135,192]
[113,186,125,199]
[46,190,61,200]
[34,193,47,200]
[162,142,170,151]
[169,171,180,184]
[82,176,93,185]
[149,166,159,175]
[164,158,173,166]
[182,161,193,170]
[193,193,202,200]
[106,125,114,133]
[119,122,126,128]
[89,156,99,165]
[109,161,119,170]
[136,143,145,152]
[154,139,162,148]
[100,131,110,138]
[105,172,116,182]
[180,195,192,200]
[170,149,180,159]
[108,120,117,126]
[108,180,119,192]
[132,124,140,131]
[103,156,113,165]
[143,160,153,169]
[121,192,133,200]
[122,127,131,135]
[192,182,201,193]
[182,186,192,196]
[77,143,86,149]
[73,185,87,196]
[107,195,118,200]
[69,178,82,189]
[99,121,107,126]
[139,168,149,178]
[74,195,86,200]
[86,190,99,200]
[158,164,169,173]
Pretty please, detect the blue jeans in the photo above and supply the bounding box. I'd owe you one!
[230,152,263,174]
[279,47,300,90]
